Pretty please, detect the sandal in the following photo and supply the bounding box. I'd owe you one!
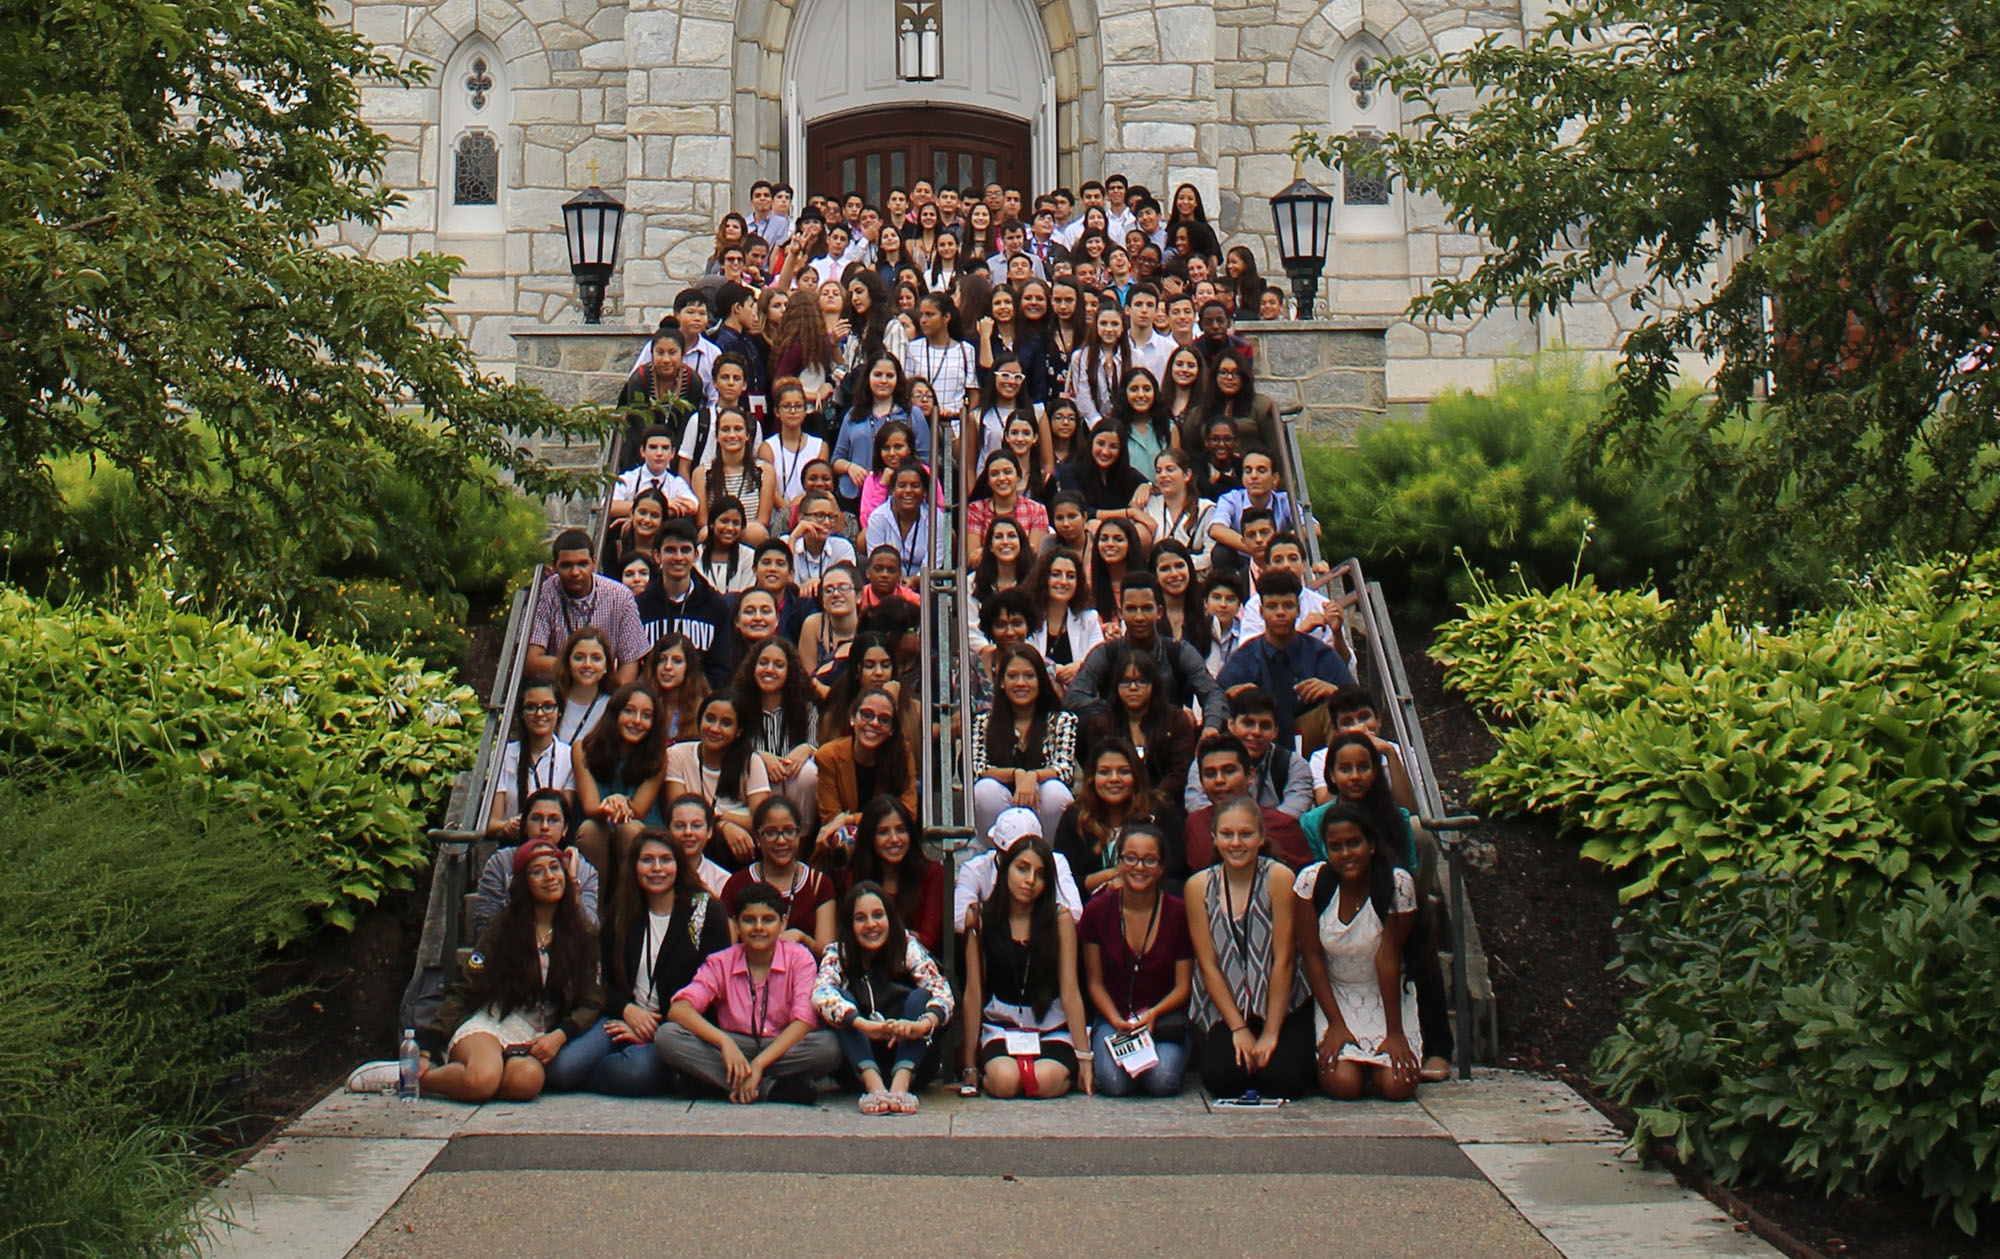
[889,1089,919,1115]
[957,1067,981,1098]
[858,1089,894,1115]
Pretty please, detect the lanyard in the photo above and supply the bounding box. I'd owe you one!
[1121,892,1162,1018]
[746,968,775,1042]
[561,691,606,743]
[524,740,560,791]
[895,512,925,575]
[775,434,808,495]
[1220,860,1263,973]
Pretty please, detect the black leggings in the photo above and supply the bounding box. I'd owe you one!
[1198,1009,1316,1099]
[1407,906,1454,1064]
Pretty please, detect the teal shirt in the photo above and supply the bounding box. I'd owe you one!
[1300,801,1416,871]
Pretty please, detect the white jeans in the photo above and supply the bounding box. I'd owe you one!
[972,775,1074,849]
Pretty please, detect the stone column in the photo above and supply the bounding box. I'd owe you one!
[622,0,736,322]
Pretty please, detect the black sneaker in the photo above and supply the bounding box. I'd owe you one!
[767,1078,818,1106]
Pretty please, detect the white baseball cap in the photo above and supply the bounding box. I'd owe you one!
[987,806,1043,851]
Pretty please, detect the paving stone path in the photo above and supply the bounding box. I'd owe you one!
[202,1071,1775,1258]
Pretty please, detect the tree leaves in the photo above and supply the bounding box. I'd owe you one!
[0,0,610,604]
[1297,0,2000,616]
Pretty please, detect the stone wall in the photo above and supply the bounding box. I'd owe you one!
[1239,319,1388,443]
[329,0,632,363]
[338,0,1665,403]
[512,327,642,528]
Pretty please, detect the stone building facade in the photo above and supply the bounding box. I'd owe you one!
[332,0,1639,408]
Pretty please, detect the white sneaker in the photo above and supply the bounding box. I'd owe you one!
[346,1060,400,1093]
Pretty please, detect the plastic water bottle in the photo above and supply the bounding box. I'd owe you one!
[396,1028,421,1103]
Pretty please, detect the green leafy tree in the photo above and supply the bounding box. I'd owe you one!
[0,0,606,603]
[1299,0,2000,614]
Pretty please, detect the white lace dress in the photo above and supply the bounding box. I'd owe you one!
[1296,863,1422,1066]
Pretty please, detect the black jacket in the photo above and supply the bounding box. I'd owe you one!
[601,889,732,1018]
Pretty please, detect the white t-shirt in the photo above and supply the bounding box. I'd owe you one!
[1240,585,1337,645]
[791,534,858,586]
[615,464,697,508]
[760,433,828,505]
[1127,328,1177,381]
[493,738,576,821]
[633,908,673,1012]
[558,692,610,744]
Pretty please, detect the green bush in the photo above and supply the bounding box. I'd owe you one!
[293,576,471,672]
[0,784,312,1256]
[0,576,484,936]
[9,447,546,646]
[1595,874,2000,1234]
[1301,355,1692,618]
[1431,553,2000,900]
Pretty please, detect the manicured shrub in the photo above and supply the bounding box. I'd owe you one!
[0,785,312,1256]
[1595,874,2000,1234]
[1431,553,2000,900]
[1301,355,1692,617]
[0,577,483,935]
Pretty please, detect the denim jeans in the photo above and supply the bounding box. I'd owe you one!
[833,987,942,1085]
[542,1017,670,1095]
[1090,1020,1189,1097]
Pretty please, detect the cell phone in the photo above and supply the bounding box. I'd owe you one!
[503,1045,535,1059]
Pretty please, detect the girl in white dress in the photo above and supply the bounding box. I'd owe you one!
[1293,803,1422,1101]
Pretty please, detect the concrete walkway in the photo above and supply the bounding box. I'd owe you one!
[200,1071,1774,1259]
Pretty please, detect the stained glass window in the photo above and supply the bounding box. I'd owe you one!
[454,132,498,206]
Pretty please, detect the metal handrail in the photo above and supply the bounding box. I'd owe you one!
[919,412,977,978]
[1276,395,1485,1078]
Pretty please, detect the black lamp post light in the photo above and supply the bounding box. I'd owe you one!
[1269,162,1335,318]
[562,180,625,325]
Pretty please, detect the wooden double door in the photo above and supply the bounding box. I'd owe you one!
[806,105,1032,202]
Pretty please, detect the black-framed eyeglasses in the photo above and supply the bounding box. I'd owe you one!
[758,825,801,842]
[522,702,559,714]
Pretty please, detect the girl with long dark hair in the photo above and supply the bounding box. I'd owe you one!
[1083,650,1198,816]
[1088,516,1147,624]
[1051,736,1164,896]
[1069,302,1131,425]
[813,687,918,858]
[813,880,956,1114]
[1026,547,1102,690]
[645,632,708,745]
[971,517,1031,605]
[665,694,771,866]
[694,409,778,546]
[1108,366,1174,476]
[733,636,819,830]
[1294,804,1422,1101]
[560,829,730,1094]
[844,794,945,953]
[960,833,1092,1098]
[571,682,668,887]
[488,675,576,840]
[416,838,602,1101]
[1152,538,1212,656]
[1062,421,1149,527]
[970,644,1079,839]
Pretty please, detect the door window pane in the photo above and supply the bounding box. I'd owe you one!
[890,150,906,194]
[841,157,856,196]
[866,154,882,205]
[982,157,996,188]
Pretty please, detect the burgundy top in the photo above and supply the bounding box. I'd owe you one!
[1077,889,1192,1019]
[721,865,837,937]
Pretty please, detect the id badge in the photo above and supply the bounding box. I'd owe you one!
[1003,1029,1042,1057]
[1108,1027,1159,1075]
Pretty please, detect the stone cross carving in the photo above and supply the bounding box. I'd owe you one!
[466,57,492,111]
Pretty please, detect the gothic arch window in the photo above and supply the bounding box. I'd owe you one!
[440,39,506,233]
[1329,36,1402,236]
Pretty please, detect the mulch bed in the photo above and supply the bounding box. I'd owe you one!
[1401,622,2000,1259]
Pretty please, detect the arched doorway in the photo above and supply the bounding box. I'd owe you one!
[806,105,1033,204]
[784,0,1054,198]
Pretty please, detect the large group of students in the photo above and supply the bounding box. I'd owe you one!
[350,174,1457,1114]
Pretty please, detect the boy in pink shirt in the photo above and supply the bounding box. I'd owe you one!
[659,883,840,1102]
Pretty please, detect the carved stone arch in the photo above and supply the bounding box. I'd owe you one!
[731,0,1101,194]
